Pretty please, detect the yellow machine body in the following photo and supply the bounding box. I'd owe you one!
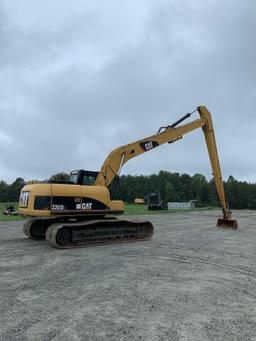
[19,183,124,217]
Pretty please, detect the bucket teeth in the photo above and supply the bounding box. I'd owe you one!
[217,218,238,230]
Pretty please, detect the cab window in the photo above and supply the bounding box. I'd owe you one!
[82,176,96,185]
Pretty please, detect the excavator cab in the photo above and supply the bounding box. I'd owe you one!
[69,170,99,185]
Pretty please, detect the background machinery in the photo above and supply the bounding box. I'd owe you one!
[19,106,238,248]
[145,191,167,211]
[134,198,145,205]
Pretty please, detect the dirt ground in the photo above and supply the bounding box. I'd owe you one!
[1,210,256,341]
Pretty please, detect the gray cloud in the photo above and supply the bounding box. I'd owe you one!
[0,0,255,182]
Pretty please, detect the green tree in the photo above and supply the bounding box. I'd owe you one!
[8,178,26,202]
[164,181,173,202]
[50,172,69,181]
[0,181,8,202]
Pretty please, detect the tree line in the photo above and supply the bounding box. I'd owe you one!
[0,178,26,203]
[0,171,255,209]
[114,171,256,209]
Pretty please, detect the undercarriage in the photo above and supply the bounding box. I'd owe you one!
[23,216,154,249]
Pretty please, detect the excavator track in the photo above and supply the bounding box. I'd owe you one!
[23,218,54,240]
[23,215,105,240]
[45,219,154,249]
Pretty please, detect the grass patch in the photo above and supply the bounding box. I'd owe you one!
[124,203,219,215]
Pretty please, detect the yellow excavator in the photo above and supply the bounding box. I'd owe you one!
[19,106,237,248]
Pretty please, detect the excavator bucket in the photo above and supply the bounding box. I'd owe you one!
[217,218,238,229]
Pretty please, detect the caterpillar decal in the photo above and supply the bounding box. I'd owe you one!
[139,141,159,151]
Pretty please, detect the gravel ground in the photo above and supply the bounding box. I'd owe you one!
[1,210,256,341]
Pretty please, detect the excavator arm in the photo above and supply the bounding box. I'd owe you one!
[95,105,237,229]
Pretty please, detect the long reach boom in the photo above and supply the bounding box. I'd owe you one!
[95,106,237,228]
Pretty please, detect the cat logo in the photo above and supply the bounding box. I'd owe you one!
[83,203,92,210]
[76,203,93,210]
[76,202,92,210]
[139,140,159,151]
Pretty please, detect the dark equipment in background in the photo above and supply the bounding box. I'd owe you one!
[145,191,167,211]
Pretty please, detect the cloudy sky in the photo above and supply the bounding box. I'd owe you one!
[0,0,255,183]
